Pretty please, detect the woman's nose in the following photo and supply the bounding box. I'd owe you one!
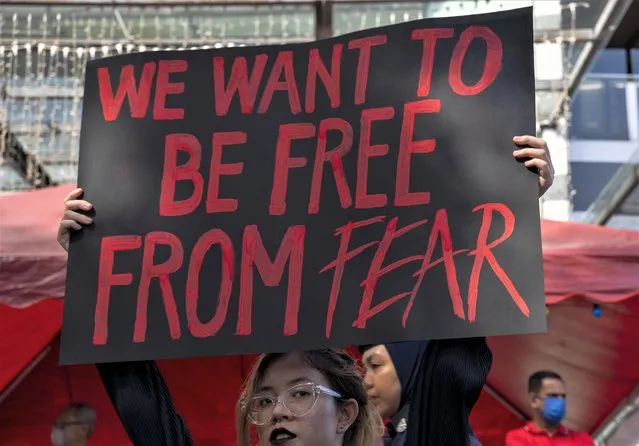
[270,400,292,421]
[363,371,374,389]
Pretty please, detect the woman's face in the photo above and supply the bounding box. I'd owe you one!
[361,345,401,418]
[254,353,358,446]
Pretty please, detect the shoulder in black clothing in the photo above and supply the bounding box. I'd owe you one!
[96,360,194,446]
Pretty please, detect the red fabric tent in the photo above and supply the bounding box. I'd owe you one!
[1,185,638,445]
[0,186,69,308]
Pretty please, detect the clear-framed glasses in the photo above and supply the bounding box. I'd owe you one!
[52,420,85,430]
[245,382,342,425]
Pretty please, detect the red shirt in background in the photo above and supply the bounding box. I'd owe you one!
[505,422,594,446]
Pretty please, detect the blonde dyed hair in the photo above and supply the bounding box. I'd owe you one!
[236,349,384,446]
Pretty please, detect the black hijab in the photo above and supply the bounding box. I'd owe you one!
[384,341,428,410]
[362,338,491,446]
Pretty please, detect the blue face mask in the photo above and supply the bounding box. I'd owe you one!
[542,396,566,426]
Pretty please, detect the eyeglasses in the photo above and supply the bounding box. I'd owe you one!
[53,421,85,430]
[245,382,342,425]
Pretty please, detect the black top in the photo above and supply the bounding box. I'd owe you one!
[384,404,485,446]
[384,404,410,446]
[96,361,193,446]
[405,337,492,446]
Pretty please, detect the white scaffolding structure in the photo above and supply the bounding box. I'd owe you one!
[0,1,316,190]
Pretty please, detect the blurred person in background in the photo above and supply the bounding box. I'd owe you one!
[51,402,96,446]
[505,371,594,446]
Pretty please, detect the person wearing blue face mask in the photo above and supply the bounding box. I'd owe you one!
[505,371,594,445]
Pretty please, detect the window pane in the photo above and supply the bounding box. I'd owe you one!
[589,49,629,75]
[570,77,629,140]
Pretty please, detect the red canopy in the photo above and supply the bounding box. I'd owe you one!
[2,184,637,308]
[0,186,69,308]
[1,185,638,445]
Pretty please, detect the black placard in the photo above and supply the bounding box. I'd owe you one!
[61,8,545,365]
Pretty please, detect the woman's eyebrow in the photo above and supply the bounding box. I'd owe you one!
[257,377,314,393]
[286,377,314,386]
[363,353,380,363]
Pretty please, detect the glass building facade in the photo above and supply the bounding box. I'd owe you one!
[570,48,639,230]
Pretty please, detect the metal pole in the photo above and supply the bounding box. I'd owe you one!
[315,0,333,40]
[0,123,57,189]
[0,346,51,404]
[483,384,529,421]
[581,148,639,225]
[593,384,639,445]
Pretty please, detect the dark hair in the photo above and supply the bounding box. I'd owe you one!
[528,371,563,394]
[357,345,373,354]
[55,402,97,436]
[236,349,383,446]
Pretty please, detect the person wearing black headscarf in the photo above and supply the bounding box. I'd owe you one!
[361,342,428,445]
[361,339,488,446]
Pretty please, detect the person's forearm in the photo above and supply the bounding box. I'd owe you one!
[443,337,492,444]
[96,360,194,446]
[407,337,492,446]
